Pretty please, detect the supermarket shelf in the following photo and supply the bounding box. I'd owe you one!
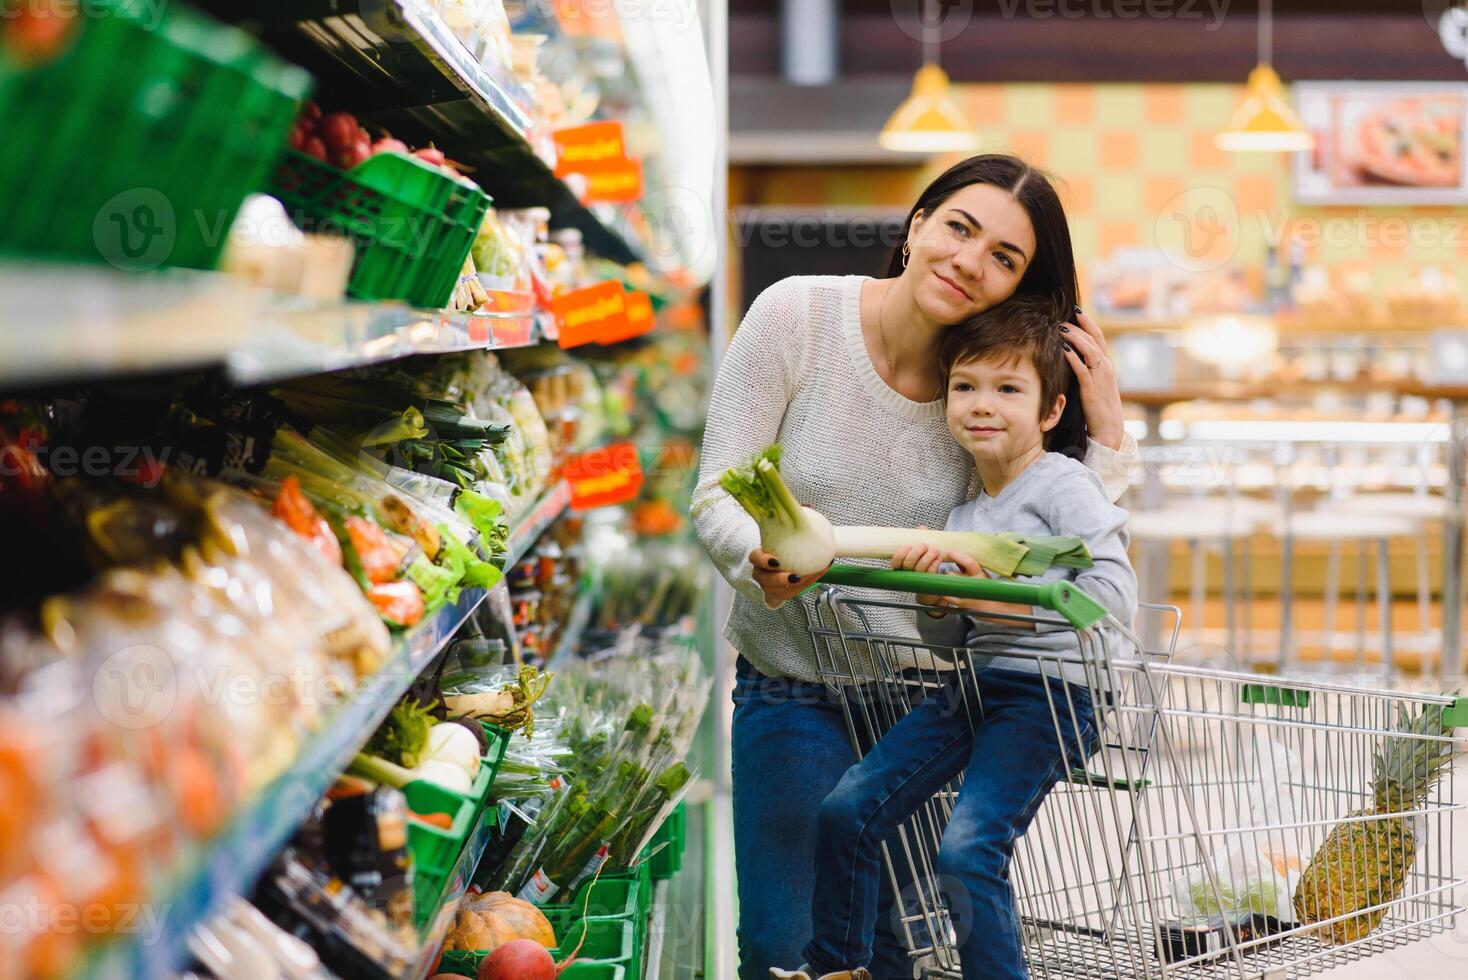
[547,575,600,672]
[502,479,573,569]
[193,0,643,265]
[0,264,540,388]
[78,584,493,979]
[408,801,498,980]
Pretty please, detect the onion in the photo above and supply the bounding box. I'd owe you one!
[425,723,481,780]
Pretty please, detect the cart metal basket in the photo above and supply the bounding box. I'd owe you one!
[800,565,1466,980]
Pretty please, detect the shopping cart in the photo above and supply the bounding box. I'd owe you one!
[799,565,1466,980]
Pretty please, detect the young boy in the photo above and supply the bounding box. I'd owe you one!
[774,295,1138,980]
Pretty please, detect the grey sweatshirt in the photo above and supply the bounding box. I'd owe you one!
[915,451,1138,688]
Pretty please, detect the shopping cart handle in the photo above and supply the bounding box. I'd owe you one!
[813,565,1109,630]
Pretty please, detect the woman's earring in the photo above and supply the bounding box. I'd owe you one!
[901,241,911,268]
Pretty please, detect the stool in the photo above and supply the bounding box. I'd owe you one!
[1128,506,1269,662]
[1277,510,1418,673]
[1318,492,1448,664]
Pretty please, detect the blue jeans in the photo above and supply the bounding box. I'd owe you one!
[804,667,1098,980]
[732,657,920,980]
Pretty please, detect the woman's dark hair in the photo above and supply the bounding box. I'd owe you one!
[884,154,1087,458]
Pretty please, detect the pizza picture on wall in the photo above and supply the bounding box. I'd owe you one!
[1294,82,1468,205]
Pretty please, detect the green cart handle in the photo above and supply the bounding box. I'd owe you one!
[809,565,1109,630]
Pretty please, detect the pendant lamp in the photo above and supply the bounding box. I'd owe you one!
[1215,0,1313,152]
[879,2,980,154]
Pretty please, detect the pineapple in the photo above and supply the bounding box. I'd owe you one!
[1293,703,1456,944]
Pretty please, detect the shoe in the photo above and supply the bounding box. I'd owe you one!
[769,968,872,980]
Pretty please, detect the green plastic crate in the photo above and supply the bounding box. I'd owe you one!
[649,802,686,881]
[0,0,310,270]
[439,915,635,976]
[547,874,640,921]
[561,966,625,980]
[407,781,476,926]
[266,148,491,308]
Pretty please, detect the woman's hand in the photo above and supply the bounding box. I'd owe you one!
[1060,308,1125,451]
[749,547,827,609]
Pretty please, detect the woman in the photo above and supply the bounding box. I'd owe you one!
[691,155,1136,980]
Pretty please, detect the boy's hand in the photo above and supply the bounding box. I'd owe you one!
[891,527,945,608]
[931,551,1038,629]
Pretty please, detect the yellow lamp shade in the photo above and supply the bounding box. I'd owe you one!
[1215,64,1315,153]
[879,64,981,154]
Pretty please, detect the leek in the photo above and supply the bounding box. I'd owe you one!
[718,446,1093,579]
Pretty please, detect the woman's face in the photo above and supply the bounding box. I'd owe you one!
[905,182,1036,324]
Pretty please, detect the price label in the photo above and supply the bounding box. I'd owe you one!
[577,159,643,204]
[551,280,629,348]
[553,121,628,176]
[608,290,654,344]
[564,442,644,511]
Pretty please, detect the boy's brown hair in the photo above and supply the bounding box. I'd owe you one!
[937,294,1073,436]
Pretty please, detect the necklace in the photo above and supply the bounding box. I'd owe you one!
[876,281,897,378]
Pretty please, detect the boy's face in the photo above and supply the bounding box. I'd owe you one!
[945,353,1065,469]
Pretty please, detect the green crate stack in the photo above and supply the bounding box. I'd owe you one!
[649,801,686,881]
[439,862,652,978]
[0,0,310,270]
[266,148,491,308]
[408,723,513,926]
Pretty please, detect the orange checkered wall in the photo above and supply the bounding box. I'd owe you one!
[731,82,1468,300]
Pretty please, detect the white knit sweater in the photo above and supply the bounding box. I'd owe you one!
[692,275,1138,683]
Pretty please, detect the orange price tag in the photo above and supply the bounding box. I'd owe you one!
[564,442,644,511]
[553,121,628,176]
[551,280,629,348]
[603,290,654,344]
[577,160,643,204]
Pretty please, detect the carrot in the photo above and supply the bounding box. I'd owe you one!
[412,811,455,830]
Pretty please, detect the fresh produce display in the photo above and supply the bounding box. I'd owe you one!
[0,0,719,975]
[444,891,558,954]
[592,537,707,638]
[483,646,709,905]
[0,469,391,975]
[287,102,466,177]
[1293,703,1457,944]
[711,444,1093,579]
